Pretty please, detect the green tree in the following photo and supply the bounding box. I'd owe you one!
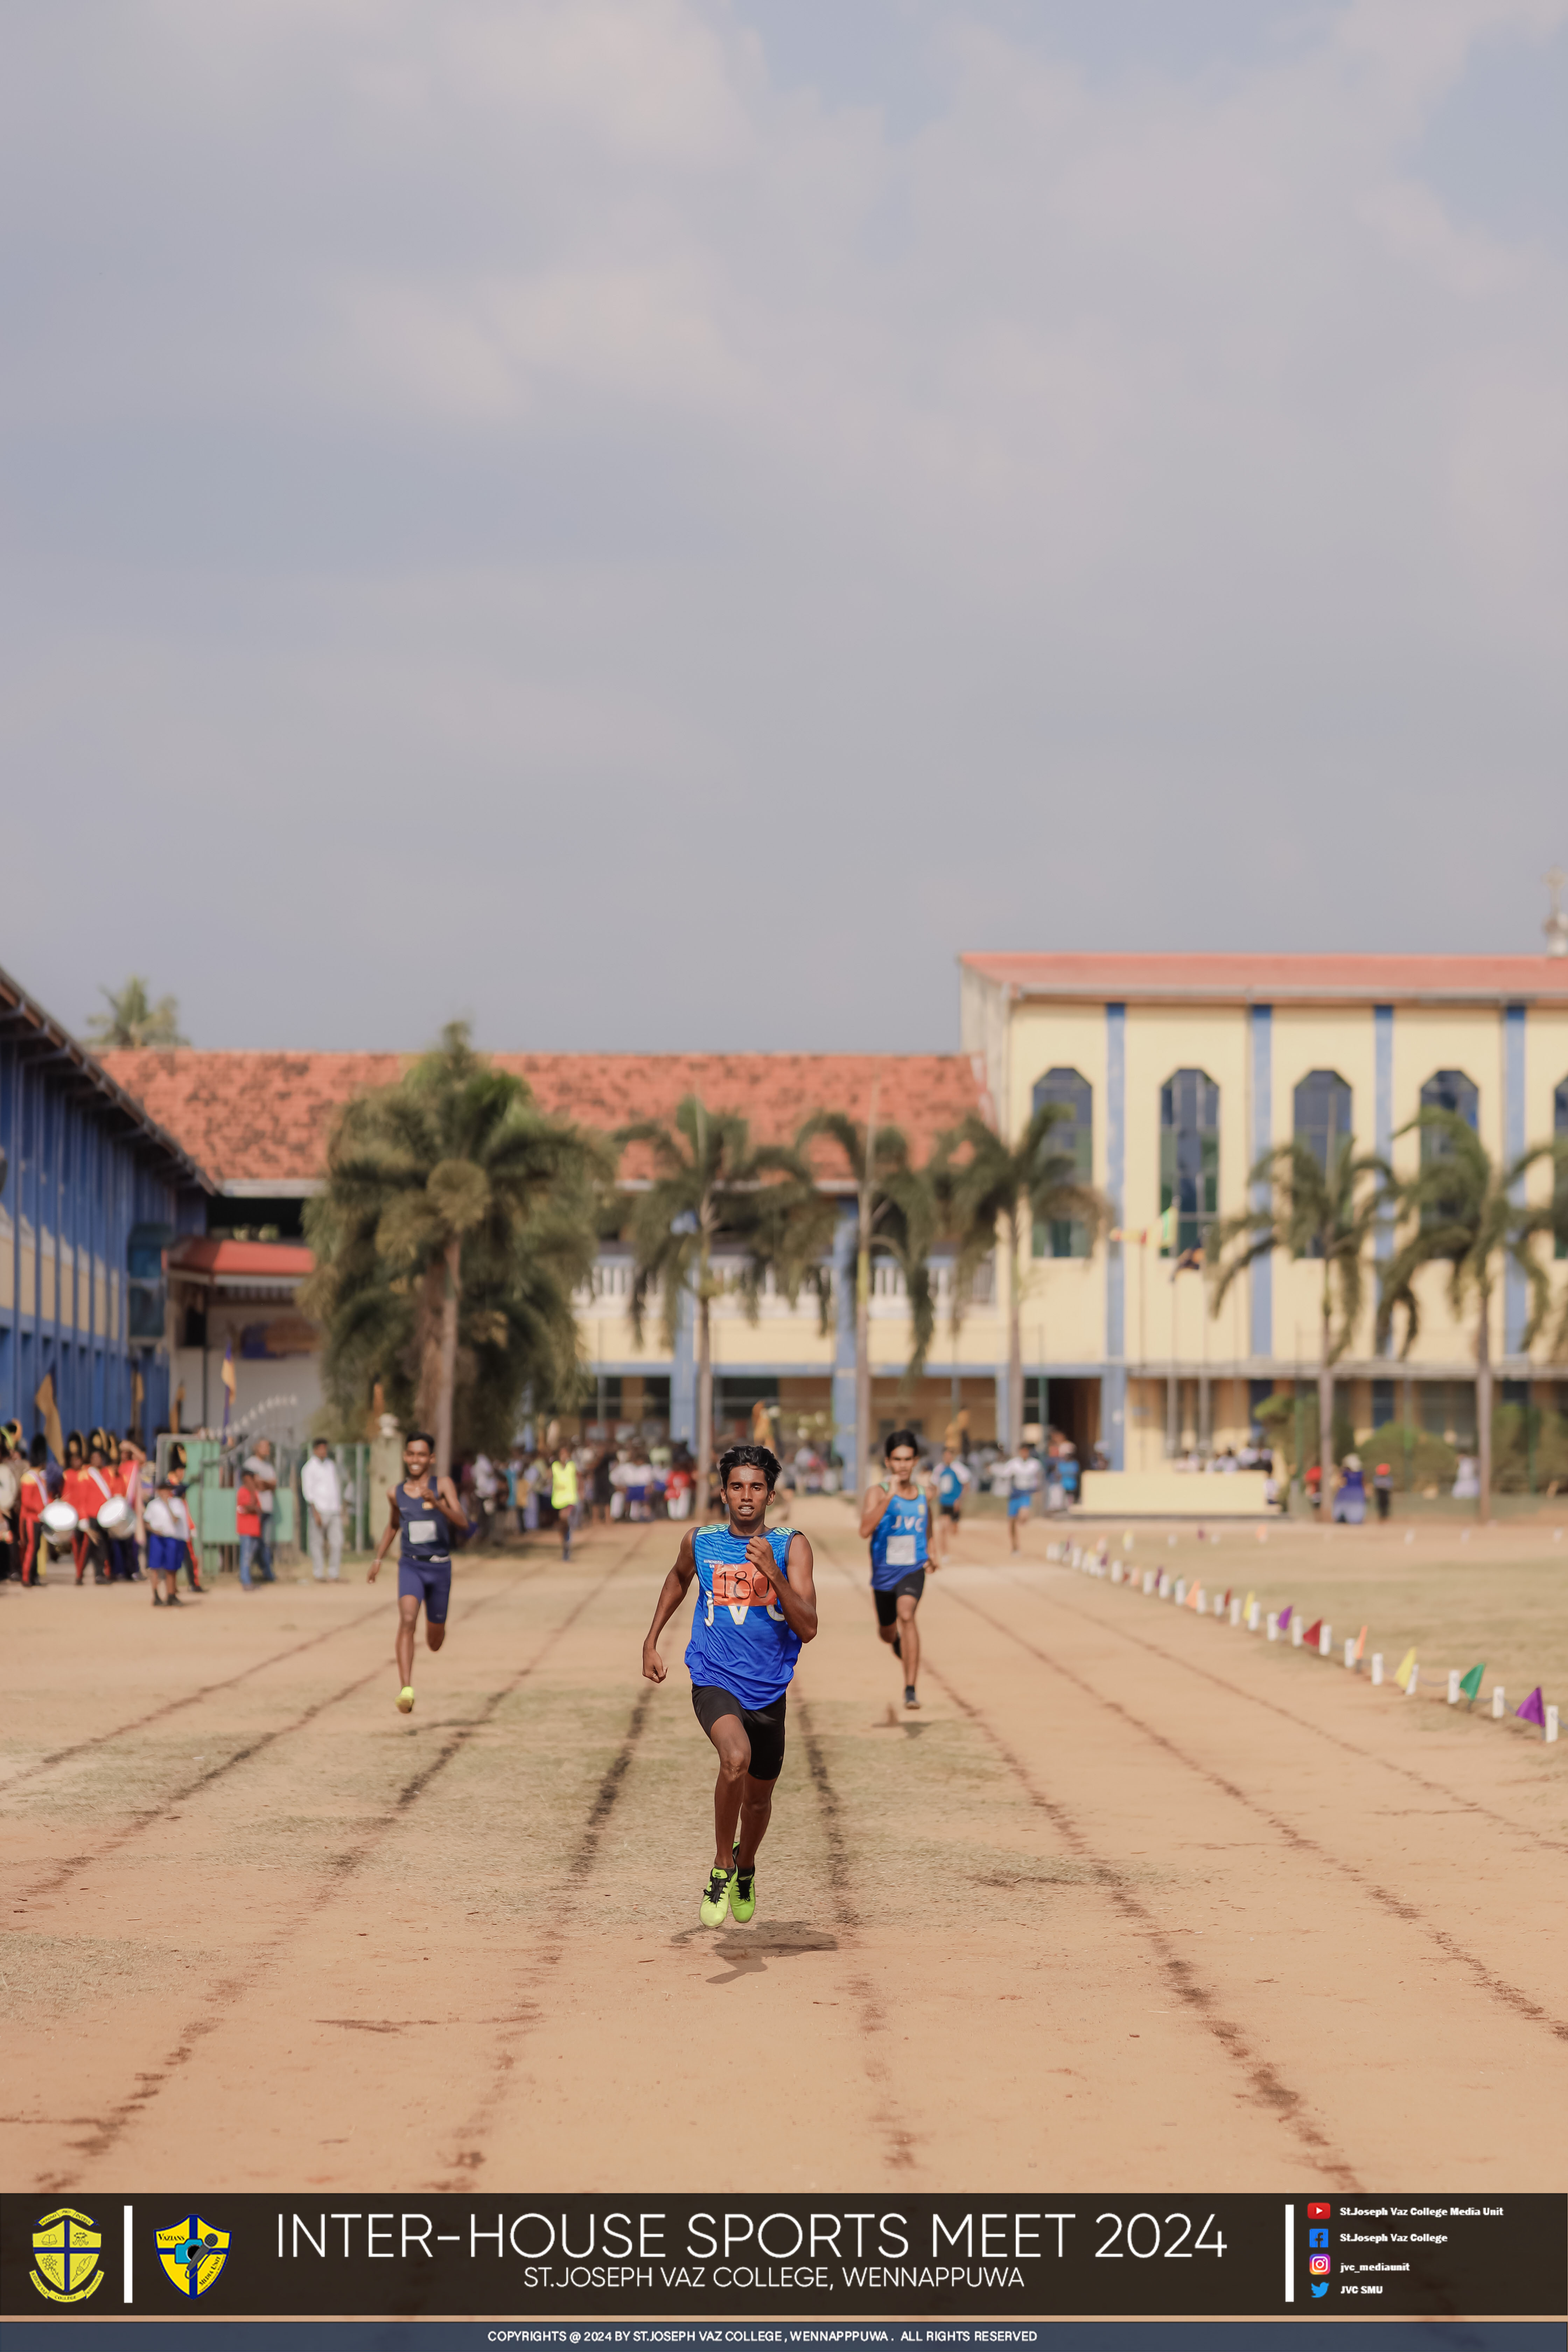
[303,1024,601,1470]
[1376,1109,1568,1522]
[84,976,187,1050]
[1209,1135,1385,1515]
[933,1104,1110,1456]
[797,1101,937,1481]
[616,1098,830,1505]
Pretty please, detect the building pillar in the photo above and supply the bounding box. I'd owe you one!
[1504,1004,1528,1354]
[1374,1004,1394,1355]
[1104,1002,1126,1469]
[832,1203,856,1472]
[1250,1005,1272,1360]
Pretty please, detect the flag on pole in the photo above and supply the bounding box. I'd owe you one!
[220,1340,236,1434]
[1516,1687,1546,1727]
[1394,1646,1418,1691]
[1303,1618,1323,1648]
[1458,1662,1485,1707]
[33,1371,64,1464]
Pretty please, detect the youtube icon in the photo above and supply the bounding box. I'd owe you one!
[1308,2202,1331,2220]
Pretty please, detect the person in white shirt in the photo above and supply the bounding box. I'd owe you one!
[146,1475,200,1607]
[994,1448,1043,1554]
[301,1439,344,1581]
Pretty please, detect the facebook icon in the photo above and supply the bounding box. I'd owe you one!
[1309,2229,1329,2247]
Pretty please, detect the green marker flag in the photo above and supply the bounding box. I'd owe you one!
[1459,1661,1485,1707]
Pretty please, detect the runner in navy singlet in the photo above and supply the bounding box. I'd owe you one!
[369,1430,467,1716]
[641,1443,817,1929]
[859,1427,937,1712]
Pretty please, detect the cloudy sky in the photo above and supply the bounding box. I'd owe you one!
[4,0,1564,1051]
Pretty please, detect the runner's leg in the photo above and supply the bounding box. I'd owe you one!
[735,1771,775,1871]
[896,1589,920,1693]
[703,1708,752,1870]
[396,1592,421,1689]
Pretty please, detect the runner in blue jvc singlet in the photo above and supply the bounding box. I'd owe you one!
[369,1431,467,1716]
[642,1443,817,1929]
[859,1426,937,1712]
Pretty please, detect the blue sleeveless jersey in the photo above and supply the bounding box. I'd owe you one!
[396,1481,451,1566]
[868,1486,930,1588]
[684,1523,800,1709]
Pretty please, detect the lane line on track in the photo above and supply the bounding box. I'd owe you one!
[10,1565,547,1904]
[1013,1564,1567,1855]
[945,1579,1568,2049]
[33,1544,639,2188]
[812,1525,1360,2187]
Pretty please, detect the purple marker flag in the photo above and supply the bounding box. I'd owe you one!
[1516,1687,1546,1727]
[1278,1604,1293,1632]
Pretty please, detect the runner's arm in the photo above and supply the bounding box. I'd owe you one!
[368,1485,401,1580]
[641,1530,699,1682]
[744,1531,818,1642]
[435,1475,467,1528]
[857,1480,892,1539]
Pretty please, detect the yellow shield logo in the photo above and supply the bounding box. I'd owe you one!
[156,2213,230,2298]
[30,2207,104,2303]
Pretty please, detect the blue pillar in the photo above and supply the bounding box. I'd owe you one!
[670,1272,696,1448]
[1374,1004,1394,1354]
[832,1203,856,1472]
[1105,1002,1126,1469]
[1250,1005,1272,1361]
[1504,1004,1528,1356]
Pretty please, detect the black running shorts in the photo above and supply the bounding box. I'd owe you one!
[691,1684,788,1783]
[873,1569,925,1626]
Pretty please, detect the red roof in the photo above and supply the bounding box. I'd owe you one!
[961,952,1568,1001]
[167,1237,315,1278]
[99,1051,988,1190]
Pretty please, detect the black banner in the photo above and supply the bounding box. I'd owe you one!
[3,2196,1562,2322]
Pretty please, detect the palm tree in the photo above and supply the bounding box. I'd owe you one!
[303,1024,601,1471]
[1376,1110,1568,1523]
[1209,1136,1385,1517]
[796,1100,938,1485]
[84,976,187,1050]
[932,1103,1109,1456]
[616,1098,830,1507]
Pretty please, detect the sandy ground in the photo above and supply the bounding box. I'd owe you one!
[2,1497,1563,2197]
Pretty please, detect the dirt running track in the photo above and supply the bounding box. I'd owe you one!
[2,1499,1563,2195]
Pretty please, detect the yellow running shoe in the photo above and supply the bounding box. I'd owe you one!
[699,1866,734,1927]
[396,1686,415,1714]
[729,1863,757,1923]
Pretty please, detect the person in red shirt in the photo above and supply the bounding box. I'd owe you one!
[17,1437,50,1586]
[236,1472,274,1588]
[118,1437,148,1581]
[76,1441,117,1583]
[62,1432,89,1578]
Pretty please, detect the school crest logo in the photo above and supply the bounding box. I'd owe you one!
[30,2207,104,2303]
[156,2213,231,2297]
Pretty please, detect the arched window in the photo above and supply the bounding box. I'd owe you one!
[1293,1069,1352,1171]
[1160,1069,1219,1258]
[1030,1068,1092,1258]
[1419,1069,1478,1227]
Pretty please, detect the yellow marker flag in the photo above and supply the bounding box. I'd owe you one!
[33,1371,64,1464]
[1394,1646,1417,1691]
[1243,1589,1255,1615]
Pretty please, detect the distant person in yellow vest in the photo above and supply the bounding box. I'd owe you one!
[551,1444,579,1561]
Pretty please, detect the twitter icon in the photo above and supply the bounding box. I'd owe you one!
[1311,2283,1330,2300]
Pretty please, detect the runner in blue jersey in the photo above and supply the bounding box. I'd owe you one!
[859,1428,937,1712]
[368,1431,467,1715]
[642,1443,817,1928]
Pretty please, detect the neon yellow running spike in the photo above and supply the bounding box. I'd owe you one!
[729,1864,757,1924]
[699,1866,734,1927]
[396,1686,415,1714]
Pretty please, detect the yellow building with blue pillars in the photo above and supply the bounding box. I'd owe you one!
[960,952,1568,1468]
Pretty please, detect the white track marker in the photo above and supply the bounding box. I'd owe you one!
[1492,1685,1505,1718]
[1372,1653,1384,1685]
[1548,1706,1560,1745]
[1267,1612,1279,1642]
[1174,1577,1187,1605]
[1344,1637,1356,1670]
[1143,1569,1155,1595]
[124,2206,133,2303]
[1408,1662,1421,1697]
[1405,1529,1414,1545]
[1248,1600,1261,1631]
[1320,1623,1332,1658]
[1231,1596,1243,1626]
[1291,1615,1304,1647]
[1448,1670,1461,1705]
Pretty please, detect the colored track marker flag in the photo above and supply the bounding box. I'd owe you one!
[1353,1625,1367,1662]
[1278,1604,1293,1632]
[1459,1662,1485,1708]
[1516,1687,1547,1727]
[1186,1581,1203,1610]
[1394,1647,1418,1691]
[1303,1618,1323,1648]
